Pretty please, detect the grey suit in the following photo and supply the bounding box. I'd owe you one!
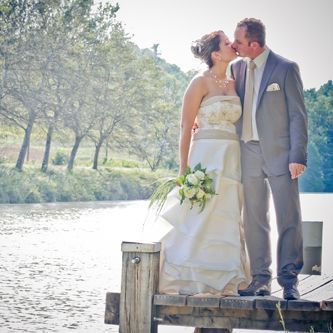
[231,51,308,286]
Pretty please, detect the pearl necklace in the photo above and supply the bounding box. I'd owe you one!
[209,70,229,89]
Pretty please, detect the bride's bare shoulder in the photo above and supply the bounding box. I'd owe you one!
[184,71,210,98]
[189,70,210,86]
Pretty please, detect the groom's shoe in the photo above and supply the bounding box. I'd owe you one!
[239,278,271,296]
[283,284,300,300]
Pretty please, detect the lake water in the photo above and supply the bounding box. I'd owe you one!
[0,194,332,333]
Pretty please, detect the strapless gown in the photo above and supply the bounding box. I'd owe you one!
[158,95,250,296]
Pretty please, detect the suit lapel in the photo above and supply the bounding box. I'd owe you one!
[256,51,278,108]
[237,60,247,102]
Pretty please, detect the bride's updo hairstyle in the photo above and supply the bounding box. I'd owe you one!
[191,30,223,68]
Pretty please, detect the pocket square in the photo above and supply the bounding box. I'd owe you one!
[266,83,280,91]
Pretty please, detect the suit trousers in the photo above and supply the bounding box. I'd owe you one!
[241,141,304,287]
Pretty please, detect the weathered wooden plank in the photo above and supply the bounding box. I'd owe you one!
[156,306,240,331]
[255,296,287,310]
[121,241,161,253]
[106,241,333,332]
[298,274,332,296]
[187,295,220,308]
[219,296,256,310]
[287,299,321,311]
[321,299,333,311]
[154,294,187,306]
[270,275,333,301]
[104,292,120,325]
[156,305,333,331]
[119,242,160,333]
[281,310,333,333]
[301,279,333,301]
[105,291,333,331]
[271,275,313,298]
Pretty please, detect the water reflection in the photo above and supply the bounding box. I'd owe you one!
[0,195,332,333]
[0,201,148,333]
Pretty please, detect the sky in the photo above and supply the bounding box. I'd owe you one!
[101,0,333,90]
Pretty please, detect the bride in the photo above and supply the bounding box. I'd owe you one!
[157,30,250,300]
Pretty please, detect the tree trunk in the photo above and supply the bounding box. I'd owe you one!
[41,107,60,172]
[92,139,104,170]
[41,124,54,172]
[67,135,82,171]
[26,142,30,162]
[104,139,109,161]
[15,116,35,171]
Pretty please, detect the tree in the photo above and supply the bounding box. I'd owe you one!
[0,0,57,170]
[316,81,333,191]
[299,141,325,192]
[120,51,188,171]
[0,0,121,171]
[0,0,195,175]
[301,81,333,192]
[88,24,136,170]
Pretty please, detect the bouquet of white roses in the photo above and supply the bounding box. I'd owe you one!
[149,163,216,214]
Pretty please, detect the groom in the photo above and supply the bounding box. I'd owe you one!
[231,18,308,300]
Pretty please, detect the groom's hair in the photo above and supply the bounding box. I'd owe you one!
[237,18,265,47]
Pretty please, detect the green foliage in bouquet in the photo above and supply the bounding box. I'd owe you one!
[149,163,216,214]
[148,177,178,214]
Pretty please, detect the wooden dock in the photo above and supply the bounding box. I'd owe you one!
[104,242,333,333]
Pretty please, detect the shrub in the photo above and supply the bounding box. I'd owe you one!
[52,151,68,165]
[0,165,176,204]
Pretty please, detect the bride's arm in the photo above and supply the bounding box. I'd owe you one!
[179,77,205,175]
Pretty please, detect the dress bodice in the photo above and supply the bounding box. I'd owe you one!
[197,95,242,133]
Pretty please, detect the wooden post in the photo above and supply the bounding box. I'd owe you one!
[119,242,161,333]
[301,221,323,275]
[104,292,120,325]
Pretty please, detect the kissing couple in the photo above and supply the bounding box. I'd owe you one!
[155,17,308,323]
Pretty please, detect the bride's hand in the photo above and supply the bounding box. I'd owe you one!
[177,169,186,186]
[192,122,199,134]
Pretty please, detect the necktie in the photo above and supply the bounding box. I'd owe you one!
[242,60,256,142]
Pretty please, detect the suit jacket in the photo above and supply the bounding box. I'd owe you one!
[231,51,308,176]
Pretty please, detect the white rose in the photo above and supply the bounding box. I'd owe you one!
[186,174,199,186]
[196,188,205,199]
[183,185,197,198]
[194,170,205,181]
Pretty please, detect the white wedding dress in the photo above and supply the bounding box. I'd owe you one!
[158,95,250,296]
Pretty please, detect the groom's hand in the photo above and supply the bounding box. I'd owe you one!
[289,163,306,179]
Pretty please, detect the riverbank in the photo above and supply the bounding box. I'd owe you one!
[0,165,175,204]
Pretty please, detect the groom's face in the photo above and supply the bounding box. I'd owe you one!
[232,27,252,58]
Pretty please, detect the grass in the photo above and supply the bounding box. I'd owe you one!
[276,302,333,333]
[0,126,177,204]
[0,164,176,204]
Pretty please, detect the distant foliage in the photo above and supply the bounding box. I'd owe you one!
[0,165,171,204]
[0,0,189,172]
[300,80,333,192]
[52,151,68,165]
